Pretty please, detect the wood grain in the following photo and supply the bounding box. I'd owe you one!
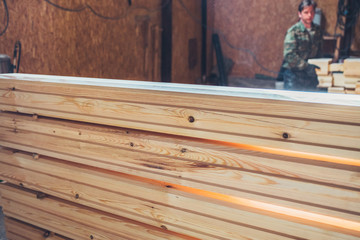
[0,74,359,239]
[4,217,69,240]
[1,175,359,240]
[0,184,192,240]
[0,75,359,159]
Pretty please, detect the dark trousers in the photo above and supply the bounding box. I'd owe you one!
[283,66,318,91]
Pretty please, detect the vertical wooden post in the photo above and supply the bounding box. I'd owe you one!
[161,0,172,82]
[201,0,207,83]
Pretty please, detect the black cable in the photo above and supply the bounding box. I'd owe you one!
[0,0,9,36]
[177,0,279,75]
[44,0,171,20]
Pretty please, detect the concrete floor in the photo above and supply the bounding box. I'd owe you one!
[0,207,6,240]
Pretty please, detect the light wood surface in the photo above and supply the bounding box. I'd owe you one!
[344,58,360,77]
[308,58,332,76]
[329,63,344,72]
[5,217,68,240]
[0,184,191,240]
[0,74,359,239]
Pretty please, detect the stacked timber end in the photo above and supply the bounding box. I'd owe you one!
[309,57,360,94]
[0,73,359,240]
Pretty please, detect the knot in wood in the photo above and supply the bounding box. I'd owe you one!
[282,132,290,139]
[43,231,51,238]
[188,116,195,123]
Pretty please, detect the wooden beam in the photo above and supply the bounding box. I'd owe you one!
[0,184,192,240]
[0,77,359,158]
[0,114,359,203]
[0,74,359,120]
[0,149,359,239]
[1,171,359,239]
[0,74,359,239]
[344,58,360,77]
[308,58,332,76]
[329,63,344,72]
[4,217,68,240]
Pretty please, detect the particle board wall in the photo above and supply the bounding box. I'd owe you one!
[211,0,348,79]
[0,0,162,81]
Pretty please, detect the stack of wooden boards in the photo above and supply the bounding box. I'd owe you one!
[0,74,359,240]
[309,58,360,94]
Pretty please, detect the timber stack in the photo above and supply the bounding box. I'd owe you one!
[309,57,360,94]
[0,73,359,240]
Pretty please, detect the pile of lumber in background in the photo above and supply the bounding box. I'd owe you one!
[0,74,359,240]
[309,58,360,94]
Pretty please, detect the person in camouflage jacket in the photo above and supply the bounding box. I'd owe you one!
[282,0,323,91]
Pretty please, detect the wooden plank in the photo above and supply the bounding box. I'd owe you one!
[333,73,360,88]
[308,58,332,76]
[4,217,69,240]
[0,74,359,123]
[0,150,359,239]
[346,89,356,94]
[0,184,192,240]
[344,58,360,77]
[0,74,359,240]
[317,74,333,88]
[0,92,359,159]
[328,87,345,94]
[0,121,359,214]
[329,63,344,72]
[1,181,359,240]
[0,112,359,187]
[0,183,284,240]
[0,124,360,214]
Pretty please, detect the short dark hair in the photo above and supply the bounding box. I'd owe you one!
[298,0,317,12]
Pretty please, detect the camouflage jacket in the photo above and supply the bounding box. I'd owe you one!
[282,21,323,70]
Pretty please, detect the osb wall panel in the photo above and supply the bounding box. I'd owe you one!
[0,0,162,81]
[212,0,341,78]
[172,0,202,84]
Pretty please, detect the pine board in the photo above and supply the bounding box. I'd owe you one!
[308,58,332,76]
[1,177,359,240]
[0,121,359,213]
[0,74,359,123]
[344,58,360,77]
[0,184,191,240]
[4,217,69,240]
[0,93,359,159]
[0,74,359,240]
